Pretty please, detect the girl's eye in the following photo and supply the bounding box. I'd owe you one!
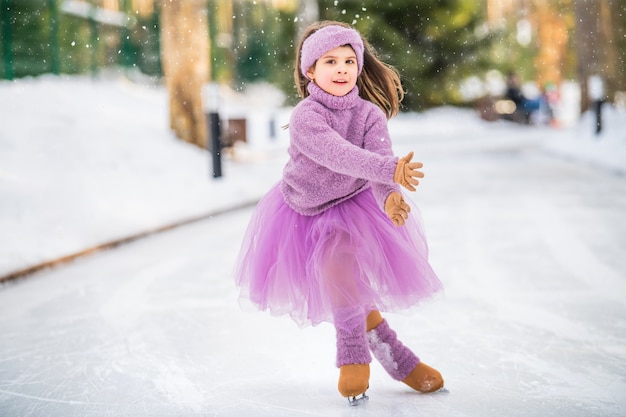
[326,59,336,64]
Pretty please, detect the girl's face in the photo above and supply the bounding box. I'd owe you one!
[306,45,358,97]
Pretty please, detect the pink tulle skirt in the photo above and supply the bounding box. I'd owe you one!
[234,185,443,327]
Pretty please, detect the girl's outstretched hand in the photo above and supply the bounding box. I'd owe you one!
[384,191,411,226]
[393,152,424,192]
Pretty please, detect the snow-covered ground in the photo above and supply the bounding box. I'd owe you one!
[0,74,292,279]
[0,75,625,416]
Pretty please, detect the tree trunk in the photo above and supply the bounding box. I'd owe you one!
[611,0,626,94]
[297,0,319,38]
[574,0,621,113]
[160,0,209,148]
[533,1,568,89]
[598,0,620,102]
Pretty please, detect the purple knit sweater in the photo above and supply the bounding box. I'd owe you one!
[280,83,400,216]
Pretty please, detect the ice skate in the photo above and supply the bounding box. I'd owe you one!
[367,313,444,393]
[347,392,369,406]
[402,361,444,393]
[338,363,370,401]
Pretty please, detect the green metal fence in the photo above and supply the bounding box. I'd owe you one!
[1,0,296,89]
[0,0,161,80]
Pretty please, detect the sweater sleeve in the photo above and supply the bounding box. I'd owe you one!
[361,108,402,210]
[289,105,398,185]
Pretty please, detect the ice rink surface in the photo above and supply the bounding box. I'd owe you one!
[2,130,625,416]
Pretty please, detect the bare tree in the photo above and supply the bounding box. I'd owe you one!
[160,0,209,148]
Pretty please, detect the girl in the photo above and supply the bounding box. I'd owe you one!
[235,21,444,405]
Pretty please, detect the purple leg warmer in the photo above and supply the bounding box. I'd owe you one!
[334,307,371,367]
[366,319,420,381]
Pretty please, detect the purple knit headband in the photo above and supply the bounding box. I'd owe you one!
[300,25,364,78]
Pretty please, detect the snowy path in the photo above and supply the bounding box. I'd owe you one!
[1,135,625,416]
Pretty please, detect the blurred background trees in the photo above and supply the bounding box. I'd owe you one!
[317,0,493,109]
[1,0,624,141]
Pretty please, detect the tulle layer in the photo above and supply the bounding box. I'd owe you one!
[234,185,443,327]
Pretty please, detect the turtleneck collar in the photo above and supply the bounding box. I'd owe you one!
[307,82,360,110]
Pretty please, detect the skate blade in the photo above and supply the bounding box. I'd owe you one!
[347,393,369,406]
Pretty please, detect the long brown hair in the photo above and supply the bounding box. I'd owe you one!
[294,20,404,119]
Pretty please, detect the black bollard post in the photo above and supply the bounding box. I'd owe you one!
[206,83,222,178]
[210,112,222,178]
[594,100,603,135]
[588,75,604,137]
